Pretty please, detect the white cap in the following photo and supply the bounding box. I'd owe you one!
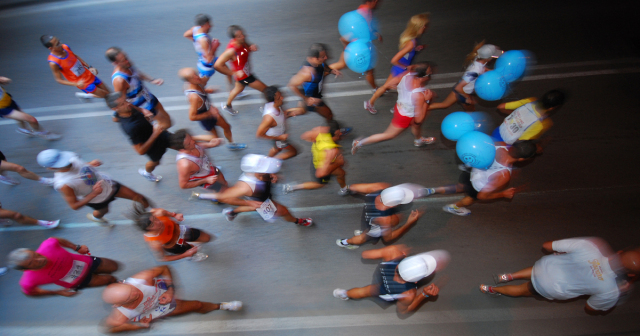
[398,250,450,282]
[240,154,282,173]
[477,44,502,59]
[37,149,75,168]
[380,185,414,207]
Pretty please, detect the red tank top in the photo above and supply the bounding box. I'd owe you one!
[227,39,251,80]
[47,44,95,89]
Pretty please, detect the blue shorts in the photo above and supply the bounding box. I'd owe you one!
[199,116,217,131]
[80,77,103,94]
[198,57,218,77]
[139,95,159,116]
[0,97,19,117]
[391,65,406,77]
[452,81,473,106]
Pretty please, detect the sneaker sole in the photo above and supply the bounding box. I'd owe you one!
[336,239,359,249]
[442,206,471,216]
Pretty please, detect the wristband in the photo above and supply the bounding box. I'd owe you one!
[75,245,81,251]
[422,292,429,298]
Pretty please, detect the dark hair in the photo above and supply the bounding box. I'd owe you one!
[509,140,537,159]
[195,14,211,26]
[105,92,122,109]
[105,47,122,62]
[540,89,565,110]
[308,43,328,58]
[169,129,189,150]
[328,120,340,136]
[40,35,55,48]
[263,86,280,102]
[228,25,243,39]
[126,203,153,231]
[413,62,432,78]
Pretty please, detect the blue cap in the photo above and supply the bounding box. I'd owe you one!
[37,149,75,168]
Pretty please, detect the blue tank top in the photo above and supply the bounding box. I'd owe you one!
[377,257,418,301]
[302,61,324,98]
[192,26,213,67]
[112,68,152,107]
[397,39,418,68]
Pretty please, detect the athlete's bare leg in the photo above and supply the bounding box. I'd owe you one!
[145,161,160,174]
[365,69,377,89]
[358,123,405,147]
[0,161,41,181]
[247,79,267,93]
[90,82,111,99]
[226,82,245,107]
[314,104,334,121]
[369,73,394,106]
[152,103,172,129]
[455,195,475,208]
[166,300,221,317]
[0,208,39,225]
[492,282,535,297]
[273,200,297,223]
[6,110,41,131]
[114,185,150,208]
[192,231,211,243]
[214,115,234,143]
[269,145,297,160]
[346,284,378,299]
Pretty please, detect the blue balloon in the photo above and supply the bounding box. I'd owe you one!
[441,112,475,141]
[456,131,496,169]
[338,11,371,41]
[496,50,527,82]
[345,40,377,73]
[475,71,507,101]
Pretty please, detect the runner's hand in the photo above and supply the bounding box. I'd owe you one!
[249,44,258,52]
[235,70,245,78]
[141,108,154,119]
[246,200,262,210]
[174,213,184,221]
[415,44,426,52]
[423,284,439,296]
[92,181,104,194]
[139,316,152,325]
[503,188,516,199]
[88,67,98,75]
[158,290,174,305]
[306,97,321,106]
[152,123,164,133]
[408,209,425,222]
[204,175,218,184]
[77,245,90,255]
[0,76,12,84]
[88,159,102,167]
[76,79,86,88]
[184,246,198,257]
[57,289,79,297]
[150,78,164,86]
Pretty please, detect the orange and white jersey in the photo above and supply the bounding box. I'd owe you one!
[47,44,95,89]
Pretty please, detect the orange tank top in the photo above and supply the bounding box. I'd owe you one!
[143,216,175,245]
[47,44,95,89]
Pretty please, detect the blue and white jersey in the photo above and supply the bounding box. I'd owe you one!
[192,26,216,76]
[112,67,153,108]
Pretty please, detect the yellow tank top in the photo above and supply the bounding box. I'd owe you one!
[312,133,339,168]
[0,87,12,109]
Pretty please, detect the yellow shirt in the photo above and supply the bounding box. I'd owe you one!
[0,87,12,109]
[500,98,552,143]
[312,133,339,169]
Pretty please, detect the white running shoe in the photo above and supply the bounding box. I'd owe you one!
[0,267,7,276]
[336,239,359,250]
[190,252,208,262]
[16,128,35,136]
[338,186,350,196]
[354,230,363,236]
[351,139,362,155]
[75,92,93,102]
[138,168,162,182]
[86,213,114,227]
[220,103,238,115]
[220,301,243,311]
[0,175,20,185]
[41,220,60,229]
[282,184,293,194]
[414,137,436,147]
[364,101,377,114]
[443,204,471,216]
[333,288,349,300]
[35,131,62,141]
[223,208,237,222]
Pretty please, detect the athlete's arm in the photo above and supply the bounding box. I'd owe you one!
[187,94,213,121]
[453,80,472,103]
[131,265,173,286]
[112,76,130,98]
[542,241,555,253]
[52,237,89,254]
[476,170,512,200]
[398,284,439,314]
[315,148,343,178]
[390,41,415,68]
[198,36,215,64]
[287,67,313,102]
[176,159,216,189]
[150,208,183,221]
[48,62,82,87]
[103,308,150,333]
[361,244,408,261]
[23,286,79,297]
[213,49,236,77]
[137,70,163,85]
[381,209,423,243]
[349,182,392,194]
[59,183,103,210]
[132,124,164,155]
[256,115,285,141]
[300,126,327,142]
[412,92,429,124]
[183,28,194,39]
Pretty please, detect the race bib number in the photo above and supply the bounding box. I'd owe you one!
[504,106,539,139]
[60,260,86,283]
[257,198,277,221]
[70,60,86,77]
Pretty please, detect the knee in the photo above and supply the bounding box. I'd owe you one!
[15,165,28,174]
[11,212,24,221]
[27,116,38,124]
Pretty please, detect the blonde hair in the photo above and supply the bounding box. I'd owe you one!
[398,13,430,50]
[463,40,486,68]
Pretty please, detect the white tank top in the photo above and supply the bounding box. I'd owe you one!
[175,145,215,181]
[470,146,512,191]
[396,72,428,118]
[53,156,114,203]
[116,277,167,321]
[262,102,286,136]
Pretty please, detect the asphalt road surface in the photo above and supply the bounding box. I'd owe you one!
[1,0,639,335]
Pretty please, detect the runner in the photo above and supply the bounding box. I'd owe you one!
[105,47,172,129]
[0,201,59,228]
[479,237,640,314]
[365,13,429,114]
[282,124,349,195]
[214,25,268,115]
[8,237,119,296]
[0,76,61,139]
[179,67,247,150]
[256,86,305,160]
[352,63,435,154]
[0,150,54,186]
[37,149,150,225]
[428,42,502,112]
[41,35,110,101]
[129,204,210,262]
[426,141,537,216]
[333,244,447,314]
[336,183,430,249]
[183,14,221,82]
[215,154,313,227]
[102,265,241,333]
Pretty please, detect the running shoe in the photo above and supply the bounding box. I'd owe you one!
[296,218,313,227]
[0,267,7,276]
[138,168,162,182]
[16,128,35,136]
[41,220,60,229]
[351,139,362,155]
[39,177,54,186]
[479,284,501,295]
[423,188,436,196]
[443,204,471,216]
[75,92,93,103]
[353,230,363,236]
[190,252,208,262]
[282,184,293,194]
[333,288,349,300]
[0,175,20,185]
[227,142,247,151]
[338,186,350,196]
[339,127,353,137]
[414,137,436,147]
[220,103,238,115]
[86,213,114,227]
[188,191,201,201]
[364,101,377,114]
[336,239,359,250]
[493,273,513,284]
[223,208,237,222]
[220,301,243,311]
[35,131,62,141]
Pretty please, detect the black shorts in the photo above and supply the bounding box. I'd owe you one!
[238,75,257,86]
[310,160,330,184]
[199,116,218,131]
[458,171,479,200]
[0,150,6,162]
[164,228,202,255]
[146,131,171,162]
[87,182,121,210]
[305,99,326,112]
[75,257,102,290]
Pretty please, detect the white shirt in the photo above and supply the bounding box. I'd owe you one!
[53,156,114,203]
[531,238,620,311]
[461,61,487,94]
[470,146,511,192]
[262,102,286,137]
[117,277,174,321]
[396,72,429,118]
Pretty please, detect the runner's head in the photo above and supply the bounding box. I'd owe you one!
[40,35,61,51]
[413,62,433,85]
[105,47,131,69]
[169,129,192,150]
[264,86,282,106]
[178,67,201,85]
[397,250,450,282]
[399,13,430,49]
[7,248,45,270]
[103,283,138,306]
[228,25,245,42]
[508,140,537,160]
[307,43,329,65]
[127,203,154,232]
[195,13,212,31]
[37,149,74,170]
[540,89,566,111]
[380,185,414,208]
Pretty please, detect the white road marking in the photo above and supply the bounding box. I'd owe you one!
[0,0,132,19]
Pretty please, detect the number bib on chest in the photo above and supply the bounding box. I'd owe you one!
[70,60,86,77]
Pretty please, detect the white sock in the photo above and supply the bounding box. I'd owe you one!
[358,138,368,146]
[198,193,218,201]
[37,220,49,226]
[341,239,349,245]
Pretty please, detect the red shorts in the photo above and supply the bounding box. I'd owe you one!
[391,105,413,129]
